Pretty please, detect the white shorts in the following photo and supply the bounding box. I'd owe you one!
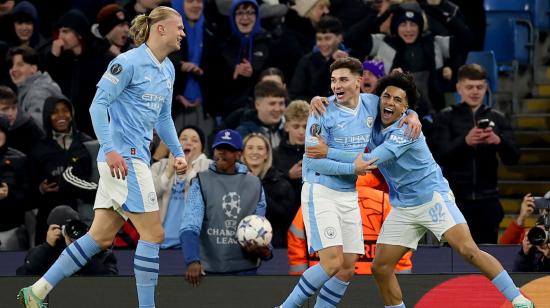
[301,182,364,254]
[377,191,466,250]
[93,159,158,219]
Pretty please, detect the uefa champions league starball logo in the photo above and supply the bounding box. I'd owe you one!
[222,192,241,219]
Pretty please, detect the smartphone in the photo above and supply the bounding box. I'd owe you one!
[477,119,491,129]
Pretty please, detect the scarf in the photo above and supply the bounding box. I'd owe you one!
[182,15,204,102]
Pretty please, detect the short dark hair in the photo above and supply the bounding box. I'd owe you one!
[0,86,17,106]
[8,46,39,67]
[254,80,288,100]
[458,64,487,81]
[315,16,343,35]
[259,67,285,83]
[329,57,363,77]
[374,71,420,109]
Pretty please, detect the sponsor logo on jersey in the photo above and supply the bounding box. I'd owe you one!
[389,134,407,144]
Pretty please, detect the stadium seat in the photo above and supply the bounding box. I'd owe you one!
[454,51,499,107]
[529,0,550,30]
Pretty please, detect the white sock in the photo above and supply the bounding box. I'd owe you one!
[31,277,53,300]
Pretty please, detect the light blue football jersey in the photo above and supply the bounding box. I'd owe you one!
[303,93,379,192]
[367,116,451,207]
[91,44,183,165]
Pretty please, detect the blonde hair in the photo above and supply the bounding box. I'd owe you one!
[130,6,181,46]
[284,100,309,123]
[242,133,273,179]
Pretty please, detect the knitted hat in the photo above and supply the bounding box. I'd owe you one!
[97,4,129,37]
[362,59,385,78]
[291,0,328,18]
[390,3,424,36]
[55,9,90,37]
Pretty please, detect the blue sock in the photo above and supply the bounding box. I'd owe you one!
[314,276,349,308]
[491,270,520,301]
[282,264,331,307]
[385,303,405,308]
[134,240,160,308]
[43,233,101,286]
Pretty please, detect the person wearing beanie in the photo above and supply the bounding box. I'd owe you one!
[92,4,131,56]
[361,57,384,94]
[16,204,119,276]
[151,125,209,249]
[0,114,30,251]
[284,0,330,55]
[10,0,44,48]
[28,95,97,246]
[345,0,473,115]
[38,8,113,138]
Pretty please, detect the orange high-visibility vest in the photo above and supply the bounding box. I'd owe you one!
[288,173,413,275]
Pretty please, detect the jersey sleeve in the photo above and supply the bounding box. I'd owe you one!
[378,125,416,159]
[96,54,134,99]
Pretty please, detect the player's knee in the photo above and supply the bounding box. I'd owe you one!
[371,260,390,277]
[321,254,344,276]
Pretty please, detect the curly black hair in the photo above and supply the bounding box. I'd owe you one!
[374,71,420,109]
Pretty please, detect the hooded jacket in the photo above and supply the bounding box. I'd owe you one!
[11,1,44,48]
[16,71,63,128]
[218,0,273,117]
[29,96,97,244]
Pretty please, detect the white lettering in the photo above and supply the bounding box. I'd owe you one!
[389,134,407,144]
[333,134,371,145]
[103,73,119,84]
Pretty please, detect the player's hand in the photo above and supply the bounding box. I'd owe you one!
[310,96,329,116]
[305,135,328,159]
[399,112,422,139]
[185,261,205,287]
[465,127,488,146]
[46,224,62,247]
[243,241,272,258]
[0,182,8,200]
[40,179,59,194]
[105,151,128,180]
[354,154,378,176]
[517,193,535,226]
[174,156,188,175]
[165,154,176,178]
[288,160,302,180]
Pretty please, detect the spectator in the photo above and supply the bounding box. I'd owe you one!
[289,15,348,101]
[284,0,330,54]
[288,182,413,274]
[9,1,44,48]
[499,193,536,245]
[152,125,209,249]
[272,99,307,208]
[512,213,550,272]
[241,133,295,248]
[39,9,112,138]
[180,129,271,286]
[430,64,520,244]
[361,57,385,94]
[218,0,274,118]
[236,80,287,148]
[16,205,118,276]
[258,67,286,88]
[0,116,29,251]
[29,96,97,245]
[124,0,160,21]
[345,1,472,113]
[8,46,63,128]
[169,0,222,138]
[0,85,44,155]
[91,4,132,58]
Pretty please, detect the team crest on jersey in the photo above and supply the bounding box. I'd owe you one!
[366,116,374,128]
[110,63,123,75]
[310,124,321,136]
[324,227,336,239]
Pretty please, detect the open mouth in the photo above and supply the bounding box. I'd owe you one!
[382,107,394,120]
[335,91,345,100]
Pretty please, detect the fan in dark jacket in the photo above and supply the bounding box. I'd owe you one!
[29,96,97,245]
[17,205,118,276]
